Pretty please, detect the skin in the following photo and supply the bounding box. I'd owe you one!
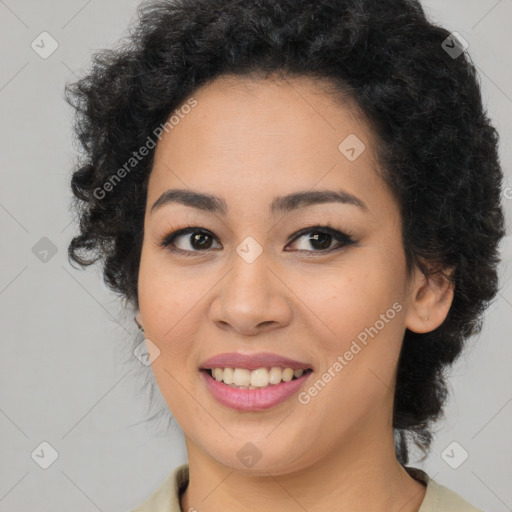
[137,74,454,512]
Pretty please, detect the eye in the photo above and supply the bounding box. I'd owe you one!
[286,224,357,253]
[159,227,221,255]
[158,223,357,256]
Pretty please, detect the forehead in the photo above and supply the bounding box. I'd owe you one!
[147,74,396,220]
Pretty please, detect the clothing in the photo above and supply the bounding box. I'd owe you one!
[131,463,484,512]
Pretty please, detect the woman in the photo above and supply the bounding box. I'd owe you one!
[66,0,505,510]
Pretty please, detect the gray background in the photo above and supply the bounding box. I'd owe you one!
[1,0,511,510]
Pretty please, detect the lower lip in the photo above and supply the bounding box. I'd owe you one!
[200,370,312,411]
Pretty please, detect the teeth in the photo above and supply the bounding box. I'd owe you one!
[250,368,268,387]
[233,368,251,386]
[268,367,282,385]
[222,367,234,384]
[282,368,294,382]
[209,367,308,388]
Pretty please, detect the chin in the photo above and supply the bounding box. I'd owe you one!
[203,437,314,475]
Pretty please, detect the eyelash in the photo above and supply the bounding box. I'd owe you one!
[157,222,358,257]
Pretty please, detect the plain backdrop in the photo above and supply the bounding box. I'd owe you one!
[1,0,511,510]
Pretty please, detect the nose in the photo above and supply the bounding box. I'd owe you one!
[209,252,292,336]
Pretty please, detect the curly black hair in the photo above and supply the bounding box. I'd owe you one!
[65,0,506,465]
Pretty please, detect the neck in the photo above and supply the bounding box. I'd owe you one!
[180,423,426,512]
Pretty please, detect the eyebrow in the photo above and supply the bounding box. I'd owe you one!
[150,188,368,216]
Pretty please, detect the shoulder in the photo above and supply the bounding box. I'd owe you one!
[130,463,189,512]
[405,467,485,512]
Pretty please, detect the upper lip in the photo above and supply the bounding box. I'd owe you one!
[199,352,313,371]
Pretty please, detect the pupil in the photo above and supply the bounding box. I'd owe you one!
[310,232,331,250]
[192,232,211,249]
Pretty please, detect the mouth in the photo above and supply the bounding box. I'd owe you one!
[201,367,313,389]
[199,366,314,411]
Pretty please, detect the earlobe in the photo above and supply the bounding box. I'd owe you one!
[405,265,455,334]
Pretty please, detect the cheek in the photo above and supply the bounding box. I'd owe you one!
[293,255,407,407]
[137,249,222,389]
[296,270,406,432]
[298,259,404,343]
[138,244,194,323]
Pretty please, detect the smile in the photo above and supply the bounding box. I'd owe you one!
[200,367,313,411]
[208,367,310,388]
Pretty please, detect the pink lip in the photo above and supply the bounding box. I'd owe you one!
[200,369,313,411]
[199,352,313,371]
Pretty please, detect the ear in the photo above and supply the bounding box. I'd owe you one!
[405,264,455,334]
[134,311,144,331]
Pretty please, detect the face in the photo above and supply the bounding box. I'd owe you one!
[138,74,419,474]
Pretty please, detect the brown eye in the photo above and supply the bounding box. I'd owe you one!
[286,225,356,253]
[296,231,334,250]
[161,229,221,253]
[186,231,215,250]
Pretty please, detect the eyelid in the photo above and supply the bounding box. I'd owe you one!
[158,223,358,255]
[287,225,354,244]
[158,226,221,255]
